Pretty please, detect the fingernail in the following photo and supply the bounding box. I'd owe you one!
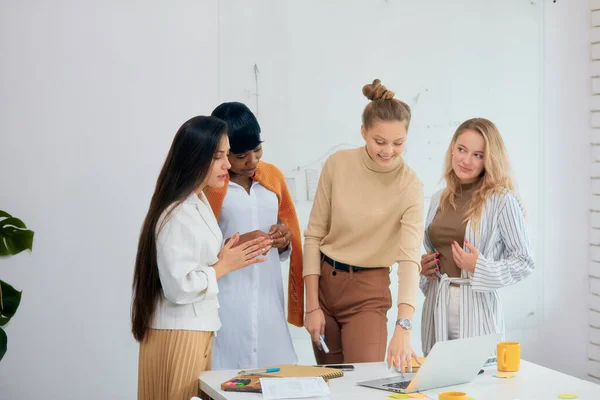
[436,259,440,263]
[435,268,439,271]
[465,240,468,243]
[435,252,439,256]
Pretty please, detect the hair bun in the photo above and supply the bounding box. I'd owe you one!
[362,79,395,101]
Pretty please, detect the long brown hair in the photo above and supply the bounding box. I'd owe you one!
[131,116,228,342]
[439,118,514,233]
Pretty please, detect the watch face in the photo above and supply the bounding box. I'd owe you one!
[400,319,411,329]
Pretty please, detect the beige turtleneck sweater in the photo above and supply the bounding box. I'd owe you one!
[303,147,424,309]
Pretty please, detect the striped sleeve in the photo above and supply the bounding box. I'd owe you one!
[471,193,535,291]
[420,191,442,295]
[419,274,431,295]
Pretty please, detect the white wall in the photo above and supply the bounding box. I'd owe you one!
[0,1,219,399]
[217,0,545,363]
[518,0,590,378]
[0,1,593,399]
[589,0,600,384]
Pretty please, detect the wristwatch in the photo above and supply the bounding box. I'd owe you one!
[396,318,412,330]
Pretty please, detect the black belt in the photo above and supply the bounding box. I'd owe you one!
[323,254,371,273]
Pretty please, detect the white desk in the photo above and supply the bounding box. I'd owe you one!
[199,360,600,400]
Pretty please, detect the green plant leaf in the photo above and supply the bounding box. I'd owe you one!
[0,211,34,256]
[0,280,22,326]
[0,326,6,362]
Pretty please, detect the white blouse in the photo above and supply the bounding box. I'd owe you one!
[211,181,298,370]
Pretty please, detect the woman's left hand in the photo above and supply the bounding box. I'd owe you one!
[451,240,479,273]
[386,328,420,374]
[268,224,292,250]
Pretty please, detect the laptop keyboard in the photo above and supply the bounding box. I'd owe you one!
[383,380,411,390]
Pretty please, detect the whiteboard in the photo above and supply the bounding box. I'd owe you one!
[217,0,543,360]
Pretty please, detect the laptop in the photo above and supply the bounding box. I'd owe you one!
[357,333,502,394]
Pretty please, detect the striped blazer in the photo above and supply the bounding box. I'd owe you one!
[419,188,535,355]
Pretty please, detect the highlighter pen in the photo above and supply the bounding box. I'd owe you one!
[319,335,330,353]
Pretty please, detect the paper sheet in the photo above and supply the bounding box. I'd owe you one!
[305,169,319,201]
[285,177,297,201]
[259,377,330,399]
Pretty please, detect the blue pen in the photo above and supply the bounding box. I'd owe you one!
[240,367,280,376]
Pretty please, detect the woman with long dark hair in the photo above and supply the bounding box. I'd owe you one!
[131,116,272,400]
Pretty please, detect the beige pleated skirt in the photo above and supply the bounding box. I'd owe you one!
[138,329,214,400]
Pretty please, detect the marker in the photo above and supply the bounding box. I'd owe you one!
[240,367,280,376]
[320,335,329,353]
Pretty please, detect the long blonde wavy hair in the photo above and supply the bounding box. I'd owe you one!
[439,118,514,232]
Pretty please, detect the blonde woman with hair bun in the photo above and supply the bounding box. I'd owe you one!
[419,118,535,355]
[303,79,424,373]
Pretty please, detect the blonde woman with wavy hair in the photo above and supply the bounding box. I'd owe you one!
[419,118,534,355]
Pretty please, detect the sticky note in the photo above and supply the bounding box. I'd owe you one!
[408,394,428,398]
[557,395,578,399]
[493,373,516,379]
[387,394,409,399]
[413,357,426,367]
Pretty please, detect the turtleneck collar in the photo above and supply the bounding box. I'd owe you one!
[459,181,477,191]
[361,146,403,173]
[456,180,481,197]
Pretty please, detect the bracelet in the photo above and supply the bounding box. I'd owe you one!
[305,307,321,315]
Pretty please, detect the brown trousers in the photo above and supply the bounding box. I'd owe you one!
[313,259,393,364]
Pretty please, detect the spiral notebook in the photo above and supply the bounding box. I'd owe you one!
[222,364,344,393]
[238,364,344,380]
